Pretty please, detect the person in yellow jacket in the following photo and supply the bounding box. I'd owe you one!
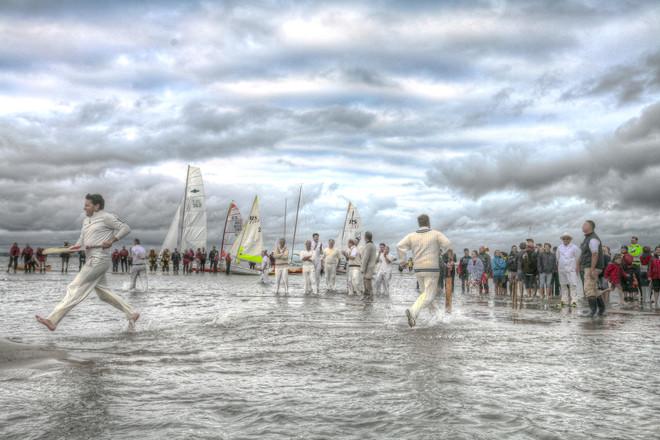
[628,236,642,267]
[628,236,643,299]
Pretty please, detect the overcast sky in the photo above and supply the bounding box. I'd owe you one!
[1,0,659,252]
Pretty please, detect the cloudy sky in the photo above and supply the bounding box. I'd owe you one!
[1,0,659,252]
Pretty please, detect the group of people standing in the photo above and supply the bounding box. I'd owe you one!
[449,222,660,318]
[6,243,51,274]
[268,232,397,300]
[109,246,225,275]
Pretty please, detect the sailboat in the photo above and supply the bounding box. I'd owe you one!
[161,165,207,255]
[220,200,242,263]
[227,196,263,275]
[336,201,363,273]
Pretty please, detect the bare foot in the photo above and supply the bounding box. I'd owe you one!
[35,315,56,331]
[129,312,140,323]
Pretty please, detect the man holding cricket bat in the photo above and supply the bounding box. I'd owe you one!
[35,193,140,331]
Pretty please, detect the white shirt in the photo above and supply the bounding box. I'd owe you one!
[131,245,146,265]
[348,246,362,266]
[300,250,315,269]
[74,210,131,257]
[556,243,580,272]
[323,247,340,265]
[397,227,451,271]
[376,252,395,274]
[311,239,323,263]
[261,255,270,271]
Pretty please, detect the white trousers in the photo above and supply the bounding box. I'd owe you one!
[559,270,578,304]
[348,267,362,296]
[375,271,391,295]
[314,261,322,291]
[129,264,147,290]
[410,273,439,320]
[47,256,134,326]
[303,265,316,294]
[325,263,337,291]
[275,267,288,293]
[260,268,270,284]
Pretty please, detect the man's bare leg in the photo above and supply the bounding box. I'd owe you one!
[35,315,56,331]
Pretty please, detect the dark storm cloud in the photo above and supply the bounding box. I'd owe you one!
[2,0,660,249]
[428,98,660,246]
[563,50,660,105]
[426,101,660,210]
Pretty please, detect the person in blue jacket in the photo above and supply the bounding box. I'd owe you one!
[492,250,508,296]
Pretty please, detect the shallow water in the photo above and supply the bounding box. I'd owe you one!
[1,266,659,440]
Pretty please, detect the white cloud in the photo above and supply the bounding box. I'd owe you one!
[2,0,660,251]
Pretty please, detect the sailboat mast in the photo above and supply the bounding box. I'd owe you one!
[220,200,233,259]
[178,165,191,250]
[290,185,302,264]
[283,199,287,238]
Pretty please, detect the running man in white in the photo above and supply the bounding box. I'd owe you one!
[36,194,140,331]
[129,238,147,291]
[323,239,340,292]
[311,233,323,293]
[273,238,289,295]
[556,232,581,307]
[397,214,451,327]
[344,239,363,296]
[375,243,395,295]
[301,240,317,294]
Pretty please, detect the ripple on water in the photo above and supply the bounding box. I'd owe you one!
[1,270,659,439]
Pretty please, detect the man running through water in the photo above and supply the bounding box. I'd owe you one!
[397,214,451,327]
[35,194,140,331]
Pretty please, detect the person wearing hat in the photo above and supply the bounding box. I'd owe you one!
[556,231,581,307]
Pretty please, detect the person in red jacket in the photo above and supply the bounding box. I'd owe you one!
[7,243,20,273]
[648,246,660,307]
[36,248,47,273]
[21,244,34,273]
[620,251,639,303]
[111,249,120,273]
[640,246,652,303]
[605,254,625,304]
[119,246,129,273]
[620,246,633,265]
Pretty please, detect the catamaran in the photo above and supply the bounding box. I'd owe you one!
[160,165,207,257]
[227,196,263,275]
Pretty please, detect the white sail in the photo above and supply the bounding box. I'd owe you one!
[161,202,182,253]
[221,201,242,258]
[230,196,263,265]
[336,201,363,253]
[160,165,207,253]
